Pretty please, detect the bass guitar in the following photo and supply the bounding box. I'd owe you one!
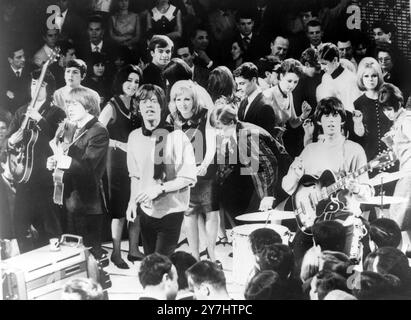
[291,150,397,232]
[8,48,60,183]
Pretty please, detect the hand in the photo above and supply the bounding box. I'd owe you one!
[135,185,162,204]
[303,119,314,136]
[6,91,15,100]
[197,164,208,176]
[8,129,24,146]
[291,157,304,179]
[26,106,42,122]
[301,101,312,119]
[345,177,361,194]
[46,156,57,171]
[352,110,363,124]
[259,196,275,211]
[126,201,137,222]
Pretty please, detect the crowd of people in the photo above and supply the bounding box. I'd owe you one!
[1,0,411,300]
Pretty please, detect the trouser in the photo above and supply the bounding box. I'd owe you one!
[139,207,184,257]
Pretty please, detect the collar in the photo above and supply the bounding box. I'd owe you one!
[277,83,288,99]
[241,33,253,40]
[76,114,95,131]
[152,4,175,20]
[91,41,103,49]
[330,64,344,79]
[393,108,407,123]
[310,43,322,50]
[247,87,261,105]
[44,44,53,56]
[10,65,23,74]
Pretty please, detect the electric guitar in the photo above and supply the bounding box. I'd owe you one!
[291,150,397,232]
[8,48,60,183]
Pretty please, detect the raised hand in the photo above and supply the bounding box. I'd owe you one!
[301,101,312,119]
[352,110,363,124]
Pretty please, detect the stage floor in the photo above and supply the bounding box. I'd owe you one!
[103,231,247,300]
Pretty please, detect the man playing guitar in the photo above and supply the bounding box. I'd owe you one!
[282,97,374,261]
[6,70,66,252]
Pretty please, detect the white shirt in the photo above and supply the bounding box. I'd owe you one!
[10,65,23,77]
[310,43,323,52]
[241,33,253,42]
[244,87,261,118]
[91,41,103,52]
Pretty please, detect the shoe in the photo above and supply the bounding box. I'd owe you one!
[127,253,145,262]
[216,236,232,246]
[110,256,129,269]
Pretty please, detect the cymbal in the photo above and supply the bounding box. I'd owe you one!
[369,171,411,186]
[236,210,295,222]
[360,196,408,205]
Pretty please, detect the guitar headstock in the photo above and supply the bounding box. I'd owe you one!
[44,47,61,67]
[369,149,397,171]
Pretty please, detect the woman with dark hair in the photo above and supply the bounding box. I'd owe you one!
[109,0,141,50]
[146,0,183,43]
[126,84,197,256]
[207,66,236,103]
[99,64,143,268]
[167,80,219,263]
[378,83,411,233]
[228,40,245,71]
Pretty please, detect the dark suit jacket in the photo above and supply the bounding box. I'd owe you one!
[238,92,276,139]
[0,64,32,115]
[76,40,118,64]
[59,9,86,43]
[233,32,270,63]
[63,117,109,215]
[193,64,209,88]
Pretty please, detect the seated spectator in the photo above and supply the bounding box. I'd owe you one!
[369,218,402,251]
[372,21,396,47]
[178,0,207,41]
[175,43,209,88]
[309,270,349,300]
[265,35,290,63]
[108,0,141,50]
[49,40,77,89]
[146,0,182,44]
[207,66,237,103]
[364,247,411,296]
[305,20,324,52]
[352,271,401,300]
[337,34,357,70]
[138,253,179,300]
[249,228,282,256]
[61,278,105,300]
[244,270,290,300]
[323,289,357,300]
[142,35,173,91]
[207,0,237,46]
[312,220,346,253]
[190,25,219,70]
[255,59,281,90]
[111,45,134,72]
[170,251,198,300]
[82,52,112,107]
[227,40,246,72]
[256,243,294,280]
[90,0,113,25]
[186,260,231,300]
[33,26,59,67]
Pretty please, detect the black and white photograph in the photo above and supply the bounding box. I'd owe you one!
[0,0,411,305]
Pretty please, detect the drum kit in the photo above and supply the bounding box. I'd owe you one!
[230,170,410,285]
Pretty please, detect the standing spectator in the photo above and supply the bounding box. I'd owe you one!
[108,0,141,51]
[142,35,173,91]
[0,44,32,115]
[337,35,357,71]
[126,84,197,256]
[167,80,219,263]
[99,65,144,269]
[146,0,182,44]
[138,253,179,300]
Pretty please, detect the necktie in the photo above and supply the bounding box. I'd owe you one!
[16,71,20,77]
[93,46,100,52]
[238,98,249,121]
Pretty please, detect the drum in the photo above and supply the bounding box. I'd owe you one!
[231,223,291,285]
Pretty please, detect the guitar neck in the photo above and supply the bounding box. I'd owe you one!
[324,163,370,199]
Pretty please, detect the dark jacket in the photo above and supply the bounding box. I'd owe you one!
[232,32,270,63]
[63,117,109,215]
[193,64,209,89]
[142,63,167,92]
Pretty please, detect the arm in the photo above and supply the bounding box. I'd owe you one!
[109,15,129,43]
[198,111,216,175]
[37,106,66,139]
[282,152,306,195]
[166,10,182,39]
[126,132,142,221]
[98,103,114,127]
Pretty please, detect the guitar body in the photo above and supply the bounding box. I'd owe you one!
[8,122,39,183]
[291,170,346,230]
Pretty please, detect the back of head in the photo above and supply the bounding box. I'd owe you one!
[312,220,346,253]
[318,43,339,63]
[378,83,404,112]
[244,270,288,300]
[369,218,402,249]
[162,58,193,87]
[364,247,411,290]
[170,251,197,290]
[249,228,282,255]
[257,243,294,279]
[186,260,227,292]
[314,270,348,300]
[62,278,104,300]
[352,271,401,300]
[323,289,357,300]
[321,251,351,276]
[300,48,320,68]
[207,66,236,102]
[233,62,259,81]
[139,253,174,288]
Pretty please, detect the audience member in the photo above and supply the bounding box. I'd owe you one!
[61,278,105,300]
[244,270,289,300]
[369,218,402,250]
[33,27,60,67]
[146,0,182,43]
[170,251,198,300]
[309,270,349,300]
[265,35,290,63]
[352,271,400,300]
[138,253,179,300]
[49,40,77,89]
[175,43,209,88]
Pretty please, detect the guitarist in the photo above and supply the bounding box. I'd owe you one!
[282,97,373,259]
[6,70,66,252]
